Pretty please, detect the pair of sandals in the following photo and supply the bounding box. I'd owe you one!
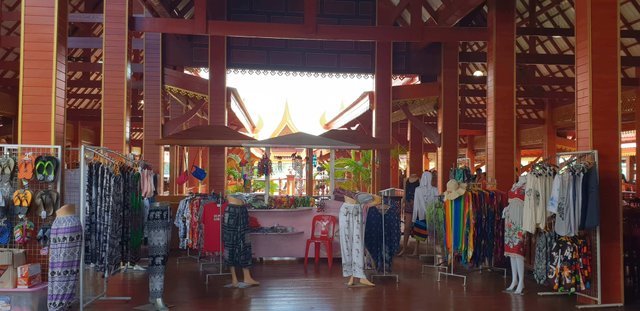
[34,190,59,219]
[17,155,35,180]
[34,156,58,183]
[12,189,33,216]
[13,219,35,244]
[37,224,51,246]
[0,218,10,246]
[0,157,15,183]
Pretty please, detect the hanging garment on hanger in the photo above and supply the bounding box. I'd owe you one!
[340,203,366,279]
[364,204,400,273]
[223,203,252,268]
[203,201,226,253]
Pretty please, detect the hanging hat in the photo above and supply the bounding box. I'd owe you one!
[355,192,374,204]
[443,179,467,201]
[343,196,357,204]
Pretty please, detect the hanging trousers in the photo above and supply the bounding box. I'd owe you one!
[48,215,82,311]
[147,204,171,300]
[339,203,366,279]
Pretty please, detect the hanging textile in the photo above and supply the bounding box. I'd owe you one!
[203,201,226,253]
[550,161,599,236]
[364,201,401,273]
[548,235,592,293]
[223,203,252,268]
[340,203,366,279]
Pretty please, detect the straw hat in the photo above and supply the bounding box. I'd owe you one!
[344,196,357,204]
[443,179,467,201]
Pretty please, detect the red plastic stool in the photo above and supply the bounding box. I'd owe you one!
[304,215,337,270]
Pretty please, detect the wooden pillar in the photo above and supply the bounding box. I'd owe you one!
[208,35,228,194]
[437,42,459,191]
[636,67,640,192]
[544,101,557,163]
[102,0,131,153]
[374,41,392,192]
[409,122,423,176]
[423,153,430,171]
[575,0,623,305]
[466,136,475,170]
[18,0,67,145]
[486,0,516,191]
[143,32,163,192]
[306,148,314,195]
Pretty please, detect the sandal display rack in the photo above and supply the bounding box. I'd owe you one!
[0,144,62,285]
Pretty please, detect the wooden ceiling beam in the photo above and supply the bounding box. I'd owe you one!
[460,88,574,99]
[517,27,640,39]
[392,82,440,101]
[69,13,103,23]
[132,16,488,42]
[460,51,640,67]
[67,62,143,73]
[68,37,144,49]
[460,74,639,87]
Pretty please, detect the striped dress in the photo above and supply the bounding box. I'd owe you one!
[48,215,82,311]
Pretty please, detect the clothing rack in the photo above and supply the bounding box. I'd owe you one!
[204,193,231,284]
[176,193,210,264]
[536,150,623,309]
[370,188,401,283]
[79,145,132,310]
[421,197,447,273]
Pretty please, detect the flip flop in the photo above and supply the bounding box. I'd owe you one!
[34,191,46,218]
[0,218,10,246]
[0,157,14,183]
[45,156,59,183]
[42,190,58,217]
[34,156,46,181]
[13,220,34,244]
[37,224,51,246]
[17,155,35,180]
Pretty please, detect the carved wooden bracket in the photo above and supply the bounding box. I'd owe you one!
[162,97,207,137]
[401,105,441,148]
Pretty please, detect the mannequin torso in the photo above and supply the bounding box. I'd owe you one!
[56,204,75,217]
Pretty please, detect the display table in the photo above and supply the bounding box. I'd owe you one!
[248,201,342,258]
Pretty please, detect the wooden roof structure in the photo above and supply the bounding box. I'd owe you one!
[155,124,256,146]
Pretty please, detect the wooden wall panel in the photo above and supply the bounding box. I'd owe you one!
[102,1,130,153]
[408,121,423,176]
[19,0,66,145]
[438,41,459,191]
[574,0,623,305]
[486,0,516,191]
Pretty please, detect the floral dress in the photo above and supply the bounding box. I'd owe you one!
[504,184,526,258]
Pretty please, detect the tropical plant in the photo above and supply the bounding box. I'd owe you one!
[328,150,372,192]
[251,180,278,195]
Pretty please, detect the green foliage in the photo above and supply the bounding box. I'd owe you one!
[331,150,372,192]
[252,180,278,195]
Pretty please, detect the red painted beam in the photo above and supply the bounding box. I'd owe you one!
[304,0,317,34]
[461,51,640,66]
[131,16,487,42]
[392,82,440,101]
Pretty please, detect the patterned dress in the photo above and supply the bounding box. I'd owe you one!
[504,183,526,258]
[222,204,252,268]
[48,215,82,311]
[147,203,171,300]
[340,203,365,279]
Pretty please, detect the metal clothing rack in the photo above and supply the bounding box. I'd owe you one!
[437,253,468,287]
[420,199,448,273]
[537,150,623,309]
[79,145,132,310]
[204,194,231,284]
[370,188,402,283]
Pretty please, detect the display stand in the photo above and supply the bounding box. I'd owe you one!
[79,145,132,310]
[420,198,447,274]
[204,195,231,284]
[370,188,401,283]
[0,144,62,286]
[437,255,468,287]
[537,150,623,309]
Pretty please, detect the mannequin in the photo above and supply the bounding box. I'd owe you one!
[340,194,375,287]
[225,196,259,287]
[399,174,420,256]
[503,176,527,294]
[147,202,171,310]
[48,204,83,311]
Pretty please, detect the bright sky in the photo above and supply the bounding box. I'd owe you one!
[225,72,374,139]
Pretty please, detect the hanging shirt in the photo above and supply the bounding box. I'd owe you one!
[203,202,225,253]
[412,172,438,221]
[548,174,561,215]
[522,174,537,233]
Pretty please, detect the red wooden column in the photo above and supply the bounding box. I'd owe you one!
[437,42,459,191]
[544,102,557,164]
[143,33,163,191]
[208,35,228,194]
[466,136,475,169]
[374,41,392,192]
[636,67,640,192]
[102,0,131,153]
[18,0,67,145]
[575,0,623,304]
[486,0,516,191]
[409,122,423,177]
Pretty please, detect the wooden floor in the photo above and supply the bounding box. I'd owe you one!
[82,250,633,311]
